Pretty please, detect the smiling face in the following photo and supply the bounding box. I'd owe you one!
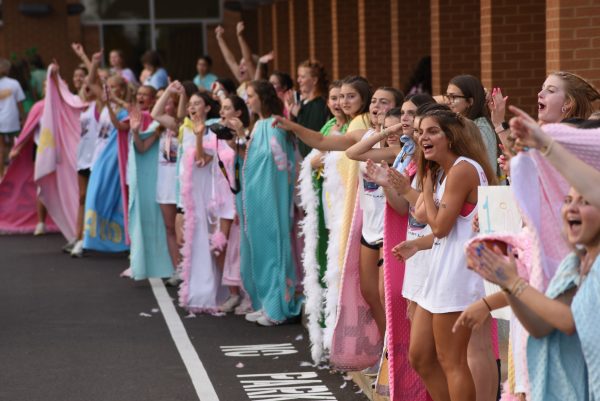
[369,89,396,126]
[444,84,471,115]
[383,115,402,146]
[562,187,600,248]
[245,85,261,116]
[340,84,363,118]
[327,87,344,120]
[400,100,418,136]
[418,116,450,162]
[73,68,86,91]
[297,66,316,97]
[187,94,209,120]
[538,75,569,124]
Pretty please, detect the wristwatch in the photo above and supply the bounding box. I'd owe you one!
[495,121,509,133]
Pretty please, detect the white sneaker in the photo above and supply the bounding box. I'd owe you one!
[70,240,84,258]
[245,309,264,323]
[234,297,253,315]
[165,270,182,287]
[62,239,77,253]
[33,222,46,236]
[256,315,277,327]
[219,294,241,313]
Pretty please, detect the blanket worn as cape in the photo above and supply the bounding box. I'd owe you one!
[128,122,173,280]
[35,69,86,241]
[0,100,58,234]
[83,108,129,252]
[240,117,302,323]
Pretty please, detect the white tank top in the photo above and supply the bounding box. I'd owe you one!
[358,129,386,244]
[403,177,433,302]
[418,157,488,313]
[76,102,100,171]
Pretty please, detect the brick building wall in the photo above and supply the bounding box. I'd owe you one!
[481,0,546,115]
[0,0,599,108]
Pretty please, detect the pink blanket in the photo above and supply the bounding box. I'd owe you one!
[510,124,600,291]
[330,194,383,370]
[34,70,85,241]
[383,204,430,401]
[0,101,58,233]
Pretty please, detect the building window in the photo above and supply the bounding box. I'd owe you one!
[82,0,221,81]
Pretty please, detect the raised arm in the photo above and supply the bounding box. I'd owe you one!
[255,51,274,81]
[130,107,159,153]
[272,115,361,151]
[151,81,182,131]
[236,22,256,80]
[346,123,402,162]
[71,42,93,71]
[510,105,600,208]
[215,26,243,83]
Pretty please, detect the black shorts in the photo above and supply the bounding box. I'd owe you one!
[360,235,383,250]
[77,168,91,178]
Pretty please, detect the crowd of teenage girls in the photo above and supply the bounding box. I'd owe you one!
[1,20,600,401]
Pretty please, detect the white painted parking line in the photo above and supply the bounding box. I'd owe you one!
[150,278,220,401]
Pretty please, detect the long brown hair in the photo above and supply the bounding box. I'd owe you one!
[248,79,284,118]
[416,110,498,190]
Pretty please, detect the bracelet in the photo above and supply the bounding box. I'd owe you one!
[540,138,555,157]
[502,277,522,295]
[481,297,492,312]
[512,280,529,298]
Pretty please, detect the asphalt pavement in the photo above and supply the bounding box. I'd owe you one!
[0,233,368,401]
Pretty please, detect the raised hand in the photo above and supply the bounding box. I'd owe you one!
[91,49,103,64]
[466,242,518,288]
[167,80,183,94]
[258,51,275,65]
[365,159,389,187]
[387,166,412,196]
[215,25,225,39]
[129,106,142,133]
[236,21,245,36]
[392,240,419,262]
[488,87,508,127]
[71,42,85,56]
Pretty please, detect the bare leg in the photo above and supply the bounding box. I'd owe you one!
[76,173,89,240]
[359,244,386,336]
[175,212,184,247]
[433,313,476,401]
[409,305,450,401]
[159,203,179,270]
[378,249,386,310]
[468,317,498,401]
[36,199,47,224]
[215,218,232,270]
